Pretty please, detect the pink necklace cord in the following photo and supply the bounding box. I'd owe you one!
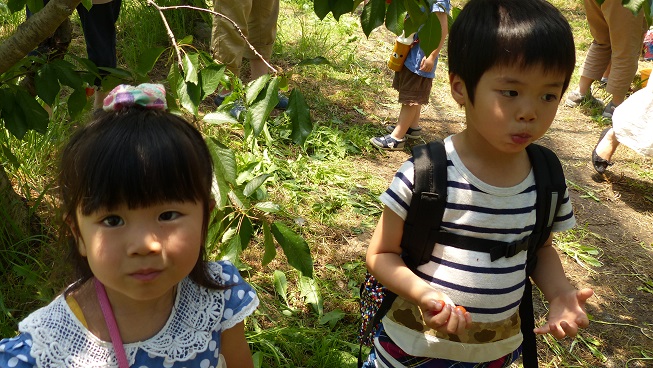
[94,278,130,368]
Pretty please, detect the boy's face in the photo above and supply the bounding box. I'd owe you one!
[451,64,566,154]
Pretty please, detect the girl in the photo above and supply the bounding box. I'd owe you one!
[0,84,258,368]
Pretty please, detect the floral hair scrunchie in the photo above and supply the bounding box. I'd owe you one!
[102,83,167,111]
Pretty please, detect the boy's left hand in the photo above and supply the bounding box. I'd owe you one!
[534,288,594,339]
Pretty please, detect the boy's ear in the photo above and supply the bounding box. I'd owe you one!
[449,73,466,106]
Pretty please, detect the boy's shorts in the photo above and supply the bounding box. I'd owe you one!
[392,67,433,105]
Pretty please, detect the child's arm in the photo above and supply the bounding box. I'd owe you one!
[530,234,594,339]
[220,321,254,368]
[419,11,448,73]
[366,206,471,335]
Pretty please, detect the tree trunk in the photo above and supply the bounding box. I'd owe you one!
[0,162,31,246]
[0,0,82,74]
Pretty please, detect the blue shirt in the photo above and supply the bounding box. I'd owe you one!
[404,0,451,78]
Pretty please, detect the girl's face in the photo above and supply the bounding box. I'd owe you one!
[74,201,203,305]
[451,64,566,155]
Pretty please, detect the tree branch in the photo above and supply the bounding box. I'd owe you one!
[0,0,81,74]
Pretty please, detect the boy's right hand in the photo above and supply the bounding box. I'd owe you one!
[419,296,472,335]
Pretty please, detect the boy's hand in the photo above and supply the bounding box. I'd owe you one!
[419,295,472,335]
[534,288,594,339]
[419,56,436,73]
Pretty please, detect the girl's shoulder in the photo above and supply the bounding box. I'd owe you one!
[0,333,37,367]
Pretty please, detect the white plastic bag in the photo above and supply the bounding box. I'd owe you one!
[612,82,653,157]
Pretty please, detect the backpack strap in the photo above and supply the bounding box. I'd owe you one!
[520,143,566,368]
[401,140,448,269]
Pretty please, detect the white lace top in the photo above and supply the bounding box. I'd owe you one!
[0,260,258,368]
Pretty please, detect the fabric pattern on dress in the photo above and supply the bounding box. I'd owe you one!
[0,260,257,368]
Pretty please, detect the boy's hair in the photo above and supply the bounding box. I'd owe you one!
[448,0,576,104]
[59,107,223,289]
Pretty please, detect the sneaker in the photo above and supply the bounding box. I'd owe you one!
[230,101,246,119]
[214,93,230,106]
[597,77,608,88]
[565,89,604,108]
[385,125,422,139]
[276,93,289,110]
[601,101,616,119]
[370,134,406,150]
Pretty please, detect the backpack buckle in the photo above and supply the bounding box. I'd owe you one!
[490,236,530,261]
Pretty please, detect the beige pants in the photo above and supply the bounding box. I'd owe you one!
[211,0,280,76]
[581,0,646,98]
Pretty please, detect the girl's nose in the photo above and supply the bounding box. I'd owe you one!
[128,229,163,256]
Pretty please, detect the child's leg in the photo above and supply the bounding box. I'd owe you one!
[390,103,421,140]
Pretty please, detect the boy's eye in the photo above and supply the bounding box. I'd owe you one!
[159,211,181,221]
[542,93,558,102]
[500,90,518,97]
[102,215,124,227]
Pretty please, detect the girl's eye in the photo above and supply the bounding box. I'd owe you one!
[500,90,518,97]
[159,211,181,221]
[542,93,558,102]
[102,216,124,227]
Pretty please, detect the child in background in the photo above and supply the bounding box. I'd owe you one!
[364,0,594,366]
[0,84,258,368]
[370,0,450,151]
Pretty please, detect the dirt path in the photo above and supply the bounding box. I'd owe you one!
[348,27,653,366]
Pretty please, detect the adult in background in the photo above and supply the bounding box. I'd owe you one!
[210,0,288,116]
[24,0,122,108]
[565,0,646,118]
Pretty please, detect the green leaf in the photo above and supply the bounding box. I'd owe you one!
[271,222,313,278]
[319,309,345,329]
[177,35,194,45]
[183,52,199,85]
[404,0,428,36]
[286,89,313,146]
[200,64,226,98]
[221,233,242,262]
[51,59,83,89]
[360,0,387,37]
[67,87,88,119]
[313,0,331,19]
[245,74,271,104]
[239,216,254,250]
[206,138,233,208]
[385,0,407,35]
[208,138,237,184]
[244,174,271,197]
[262,221,277,266]
[273,270,290,306]
[417,11,443,58]
[331,0,355,20]
[254,202,281,213]
[296,56,331,67]
[299,275,323,315]
[246,77,279,137]
[15,88,48,133]
[81,0,92,10]
[228,189,250,210]
[136,47,166,76]
[25,0,42,14]
[0,143,20,169]
[252,352,263,368]
[7,0,26,13]
[0,90,27,139]
[203,111,239,125]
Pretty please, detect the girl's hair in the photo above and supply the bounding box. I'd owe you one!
[59,106,224,289]
[448,0,576,104]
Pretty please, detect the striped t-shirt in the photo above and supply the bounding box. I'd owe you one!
[378,136,575,362]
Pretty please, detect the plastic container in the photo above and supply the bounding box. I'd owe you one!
[640,68,651,88]
[388,33,414,72]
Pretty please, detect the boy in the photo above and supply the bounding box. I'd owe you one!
[370,0,450,150]
[364,0,594,366]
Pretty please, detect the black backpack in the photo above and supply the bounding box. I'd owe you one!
[358,140,567,368]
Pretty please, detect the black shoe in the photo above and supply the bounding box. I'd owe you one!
[592,127,613,174]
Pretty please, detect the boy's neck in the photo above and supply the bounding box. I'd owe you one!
[451,131,532,187]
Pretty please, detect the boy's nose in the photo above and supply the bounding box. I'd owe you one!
[518,101,537,122]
